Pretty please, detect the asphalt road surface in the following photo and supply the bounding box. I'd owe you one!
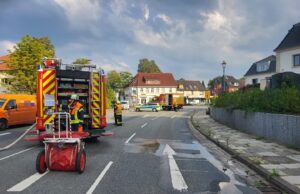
[0,106,275,194]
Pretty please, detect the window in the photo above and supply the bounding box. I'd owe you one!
[252,78,258,85]
[151,88,154,93]
[179,84,184,89]
[256,61,270,72]
[156,88,159,93]
[140,88,143,93]
[133,89,137,95]
[169,88,172,93]
[294,54,300,66]
[146,88,149,93]
[5,99,16,110]
[0,98,6,108]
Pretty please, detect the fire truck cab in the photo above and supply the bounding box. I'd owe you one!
[32,58,107,140]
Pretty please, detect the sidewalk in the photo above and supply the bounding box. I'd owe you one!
[192,110,300,194]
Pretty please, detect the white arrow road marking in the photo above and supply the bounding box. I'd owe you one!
[0,147,34,161]
[86,161,113,194]
[7,171,49,192]
[163,144,188,191]
[125,133,136,144]
[141,123,148,128]
[0,132,11,136]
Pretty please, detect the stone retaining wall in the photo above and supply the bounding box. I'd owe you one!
[210,107,300,148]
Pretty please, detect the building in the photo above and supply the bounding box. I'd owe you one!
[210,75,240,96]
[176,79,206,104]
[274,22,300,73]
[244,55,276,89]
[124,72,177,105]
[0,55,11,93]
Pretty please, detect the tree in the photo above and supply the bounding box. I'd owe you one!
[137,58,161,73]
[119,71,133,88]
[201,81,206,88]
[7,35,55,94]
[106,86,115,108]
[72,58,91,65]
[106,70,122,90]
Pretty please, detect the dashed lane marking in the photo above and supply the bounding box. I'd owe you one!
[0,132,11,137]
[125,133,136,144]
[151,117,158,120]
[86,161,113,194]
[7,171,49,192]
[171,115,176,119]
[0,147,35,161]
[141,123,148,128]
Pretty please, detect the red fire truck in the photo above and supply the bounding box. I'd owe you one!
[27,58,108,141]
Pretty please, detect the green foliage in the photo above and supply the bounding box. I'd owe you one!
[72,58,91,64]
[7,35,55,94]
[106,86,115,108]
[212,87,300,114]
[106,70,122,90]
[137,58,161,73]
[119,71,133,88]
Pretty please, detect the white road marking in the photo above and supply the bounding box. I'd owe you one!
[0,132,11,136]
[141,123,148,128]
[143,114,148,118]
[0,123,36,151]
[151,117,158,121]
[0,147,34,161]
[7,171,49,192]
[125,133,136,144]
[171,115,176,119]
[163,144,188,191]
[86,161,113,194]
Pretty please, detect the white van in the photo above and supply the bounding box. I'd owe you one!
[121,101,129,110]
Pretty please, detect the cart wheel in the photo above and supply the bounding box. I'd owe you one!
[36,150,47,174]
[76,149,86,174]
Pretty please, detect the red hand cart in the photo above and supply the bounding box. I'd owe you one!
[36,112,88,174]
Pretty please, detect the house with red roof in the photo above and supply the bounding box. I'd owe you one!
[0,55,11,93]
[124,72,177,105]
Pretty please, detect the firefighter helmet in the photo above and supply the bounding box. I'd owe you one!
[70,94,79,100]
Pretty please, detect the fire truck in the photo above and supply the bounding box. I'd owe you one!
[28,58,108,141]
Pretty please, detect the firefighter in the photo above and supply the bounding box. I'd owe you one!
[114,101,122,126]
[69,94,84,132]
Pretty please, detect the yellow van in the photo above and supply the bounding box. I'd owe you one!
[0,94,36,130]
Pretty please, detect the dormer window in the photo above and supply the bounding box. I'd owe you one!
[146,79,160,85]
[256,61,270,72]
[179,84,184,89]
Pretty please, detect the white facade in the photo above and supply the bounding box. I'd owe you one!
[124,86,177,106]
[276,47,300,73]
[244,73,274,86]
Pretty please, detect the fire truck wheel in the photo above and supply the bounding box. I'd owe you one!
[0,119,7,130]
[36,150,47,174]
[76,149,86,174]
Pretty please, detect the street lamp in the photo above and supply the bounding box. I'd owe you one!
[221,60,226,93]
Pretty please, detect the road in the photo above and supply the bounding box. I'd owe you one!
[0,106,274,194]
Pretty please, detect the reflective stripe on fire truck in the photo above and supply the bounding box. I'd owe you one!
[42,70,56,125]
[91,72,101,128]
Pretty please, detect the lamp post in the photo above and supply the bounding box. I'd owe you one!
[221,60,226,93]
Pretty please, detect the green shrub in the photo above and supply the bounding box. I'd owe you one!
[212,87,300,114]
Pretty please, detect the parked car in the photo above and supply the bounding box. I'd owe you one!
[121,100,130,110]
[0,94,37,130]
[135,103,161,112]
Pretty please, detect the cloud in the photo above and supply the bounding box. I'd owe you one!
[156,14,172,25]
[0,40,15,54]
[54,0,100,29]
[143,4,149,21]
[135,29,169,48]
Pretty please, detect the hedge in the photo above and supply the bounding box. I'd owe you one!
[211,87,300,114]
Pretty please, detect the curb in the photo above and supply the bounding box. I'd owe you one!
[189,111,300,194]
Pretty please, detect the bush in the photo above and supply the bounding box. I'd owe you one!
[212,87,300,114]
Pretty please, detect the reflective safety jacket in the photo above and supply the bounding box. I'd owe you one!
[69,101,84,124]
[114,104,122,115]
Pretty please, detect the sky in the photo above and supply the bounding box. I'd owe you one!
[0,0,299,84]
